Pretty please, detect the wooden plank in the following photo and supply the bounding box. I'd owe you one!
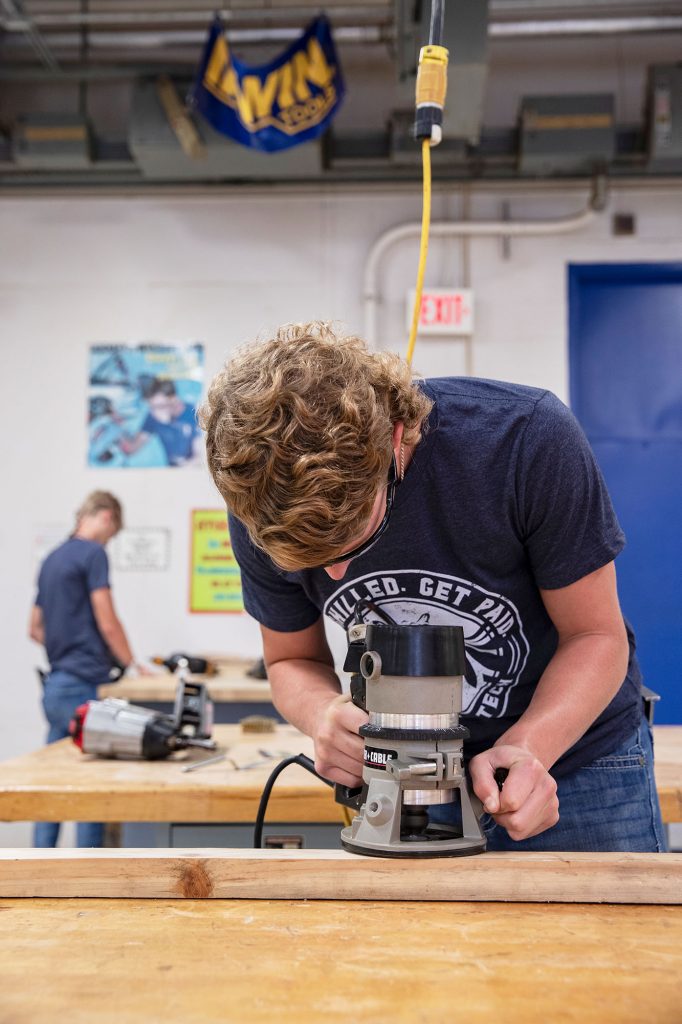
[0,724,343,823]
[654,725,682,823]
[2,898,680,1024]
[0,849,680,904]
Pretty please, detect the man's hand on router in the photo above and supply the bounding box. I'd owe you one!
[311,699,560,841]
[469,743,559,841]
[312,693,368,788]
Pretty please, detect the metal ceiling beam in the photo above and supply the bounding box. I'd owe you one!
[2,14,680,50]
[0,64,196,80]
[0,7,392,29]
[6,0,682,29]
[2,168,682,194]
[0,0,60,70]
[0,26,386,49]
[1,3,680,80]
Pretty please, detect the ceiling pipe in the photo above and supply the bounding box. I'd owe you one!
[0,0,60,70]
[489,15,682,36]
[363,178,607,348]
[0,64,197,80]
[0,26,386,49]
[0,7,391,30]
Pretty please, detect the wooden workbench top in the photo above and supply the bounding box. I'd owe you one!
[1,897,680,1024]
[1,726,680,826]
[99,657,272,703]
[0,724,343,824]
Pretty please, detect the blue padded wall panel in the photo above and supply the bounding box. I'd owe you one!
[570,268,682,441]
[569,263,682,724]
[592,440,681,722]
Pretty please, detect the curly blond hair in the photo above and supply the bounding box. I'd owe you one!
[200,322,432,570]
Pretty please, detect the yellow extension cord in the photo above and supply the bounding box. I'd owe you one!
[344,45,444,826]
[339,142,432,832]
[406,138,432,368]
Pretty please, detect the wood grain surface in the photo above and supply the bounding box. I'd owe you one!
[0,897,680,1024]
[0,724,343,823]
[1,849,680,904]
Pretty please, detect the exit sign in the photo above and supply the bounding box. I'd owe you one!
[407,288,474,336]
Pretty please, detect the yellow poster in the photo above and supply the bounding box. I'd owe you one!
[190,509,243,613]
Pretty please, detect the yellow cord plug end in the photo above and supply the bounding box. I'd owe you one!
[416,44,449,110]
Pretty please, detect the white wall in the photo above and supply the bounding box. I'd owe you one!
[1,183,681,844]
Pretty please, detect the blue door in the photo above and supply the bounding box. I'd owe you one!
[569,263,682,723]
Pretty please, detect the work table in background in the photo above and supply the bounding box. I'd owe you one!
[1,726,680,826]
[0,723,342,826]
[98,656,278,723]
[96,665,682,824]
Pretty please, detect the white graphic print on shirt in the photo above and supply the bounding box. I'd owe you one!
[324,569,530,719]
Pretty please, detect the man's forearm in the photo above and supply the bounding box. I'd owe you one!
[497,629,629,770]
[100,619,134,668]
[268,658,342,737]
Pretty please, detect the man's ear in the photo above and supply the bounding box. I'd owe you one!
[392,420,405,453]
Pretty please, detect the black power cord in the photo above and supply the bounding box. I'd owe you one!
[253,753,333,849]
[429,0,445,46]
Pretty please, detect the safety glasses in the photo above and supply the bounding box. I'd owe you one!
[322,454,398,568]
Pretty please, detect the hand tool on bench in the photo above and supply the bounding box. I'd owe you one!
[69,677,216,760]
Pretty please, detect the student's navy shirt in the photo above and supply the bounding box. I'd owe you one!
[228,378,642,777]
[36,537,115,685]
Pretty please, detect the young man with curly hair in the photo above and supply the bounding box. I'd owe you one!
[201,322,666,852]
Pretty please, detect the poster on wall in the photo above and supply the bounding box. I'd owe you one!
[190,509,243,613]
[87,343,204,468]
[111,528,171,571]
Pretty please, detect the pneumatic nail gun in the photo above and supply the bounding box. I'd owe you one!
[69,675,216,760]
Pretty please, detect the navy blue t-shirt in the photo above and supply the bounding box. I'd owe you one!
[36,537,115,685]
[229,378,642,777]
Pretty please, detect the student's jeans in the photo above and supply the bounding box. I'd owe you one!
[430,717,667,852]
[33,670,104,848]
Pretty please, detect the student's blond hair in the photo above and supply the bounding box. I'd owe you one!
[76,491,123,531]
[200,322,432,570]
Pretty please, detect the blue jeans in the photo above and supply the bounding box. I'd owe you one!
[431,718,667,852]
[33,670,104,848]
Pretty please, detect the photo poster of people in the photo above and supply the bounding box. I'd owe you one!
[87,343,204,468]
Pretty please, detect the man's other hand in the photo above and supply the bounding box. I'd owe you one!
[128,660,155,676]
[469,743,559,841]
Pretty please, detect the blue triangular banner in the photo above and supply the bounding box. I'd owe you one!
[189,15,345,152]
